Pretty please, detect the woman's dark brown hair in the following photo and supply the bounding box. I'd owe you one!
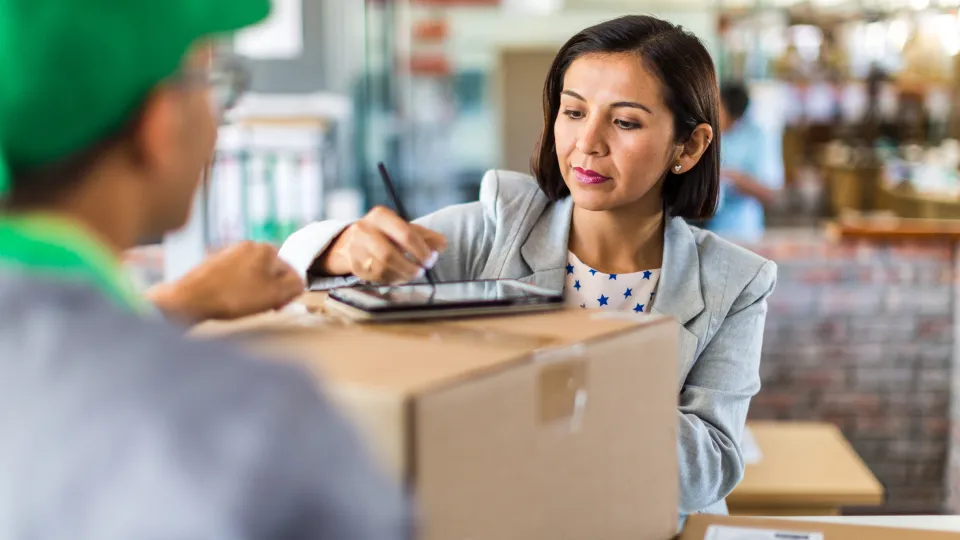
[531,15,721,219]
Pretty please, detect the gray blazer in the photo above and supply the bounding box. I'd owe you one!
[280,169,777,517]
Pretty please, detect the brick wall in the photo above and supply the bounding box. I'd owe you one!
[949,249,960,513]
[747,231,954,513]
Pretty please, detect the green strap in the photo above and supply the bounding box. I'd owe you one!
[0,214,146,313]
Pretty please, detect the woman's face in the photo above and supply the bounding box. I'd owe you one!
[554,52,679,213]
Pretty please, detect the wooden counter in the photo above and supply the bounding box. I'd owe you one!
[828,213,960,242]
[728,421,885,516]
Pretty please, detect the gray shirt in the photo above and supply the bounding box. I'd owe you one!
[0,270,413,540]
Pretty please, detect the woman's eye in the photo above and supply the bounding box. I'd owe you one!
[615,119,641,130]
[562,109,584,119]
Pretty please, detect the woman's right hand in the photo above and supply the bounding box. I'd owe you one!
[318,206,448,283]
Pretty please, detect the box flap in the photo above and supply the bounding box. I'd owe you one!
[729,422,884,509]
[194,305,670,396]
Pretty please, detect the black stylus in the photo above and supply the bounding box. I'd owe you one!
[376,162,437,286]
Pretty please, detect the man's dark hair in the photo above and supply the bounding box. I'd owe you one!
[531,14,721,220]
[5,109,141,210]
[720,83,750,123]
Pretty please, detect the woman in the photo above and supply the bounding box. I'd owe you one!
[280,15,776,517]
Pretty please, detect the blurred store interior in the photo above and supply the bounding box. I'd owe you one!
[125,0,960,518]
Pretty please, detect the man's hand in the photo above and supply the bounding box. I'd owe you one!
[147,241,305,325]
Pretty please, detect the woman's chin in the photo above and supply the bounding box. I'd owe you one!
[569,181,663,215]
[570,190,619,212]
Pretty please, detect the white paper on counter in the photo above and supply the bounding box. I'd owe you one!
[741,426,763,465]
[705,525,823,540]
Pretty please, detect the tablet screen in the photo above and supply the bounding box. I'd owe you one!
[331,280,562,311]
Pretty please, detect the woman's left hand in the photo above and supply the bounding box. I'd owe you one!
[147,241,305,325]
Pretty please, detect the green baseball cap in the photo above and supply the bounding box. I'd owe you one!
[0,0,270,196]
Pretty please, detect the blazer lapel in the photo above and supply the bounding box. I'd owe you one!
[651,217,705,324]
[651,217,706,386]
[516,207,706,320]
[518,196,574,291]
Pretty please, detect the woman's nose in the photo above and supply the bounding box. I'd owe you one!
[575,118,608,156]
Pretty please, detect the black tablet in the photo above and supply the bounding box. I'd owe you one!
[325,279,564,322]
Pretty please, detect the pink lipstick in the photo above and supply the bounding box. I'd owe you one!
[574,167,611,185]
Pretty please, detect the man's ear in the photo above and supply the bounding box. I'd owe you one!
[134,87,181,172]
[670,124,714,175]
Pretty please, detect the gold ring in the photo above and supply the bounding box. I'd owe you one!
[362,258,374,272]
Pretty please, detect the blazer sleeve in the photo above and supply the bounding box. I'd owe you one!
[277,171,503,289]
[676,260,777,513]
[278,219,357,288]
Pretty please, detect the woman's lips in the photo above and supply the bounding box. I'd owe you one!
[573,167,611,185]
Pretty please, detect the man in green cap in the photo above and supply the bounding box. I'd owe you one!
[0,1,412,538]
[0,3,307,325]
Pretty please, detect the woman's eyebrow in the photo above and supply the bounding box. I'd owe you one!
[561,90,653,115]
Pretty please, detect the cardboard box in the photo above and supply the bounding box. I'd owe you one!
[728,422,884,516]
[197,304,680,540]
[678,515,960,540]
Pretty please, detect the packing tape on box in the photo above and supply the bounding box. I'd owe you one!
[366,324,560,349]
[533,343,589,433]
[532,342,587,363]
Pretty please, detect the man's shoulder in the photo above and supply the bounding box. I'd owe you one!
[0,274,413,538]
[731,118,764,135]
[0,272,323,430]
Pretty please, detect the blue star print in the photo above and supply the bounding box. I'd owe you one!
[563,252,659,315]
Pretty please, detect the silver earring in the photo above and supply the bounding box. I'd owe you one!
[674,164,682,173]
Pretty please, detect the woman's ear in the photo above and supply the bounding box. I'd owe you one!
[670,124,714,175]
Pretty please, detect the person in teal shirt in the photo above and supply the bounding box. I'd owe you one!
[0,1,411,538]
[707,83,783,243]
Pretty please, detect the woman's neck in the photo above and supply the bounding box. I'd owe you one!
[568,201,665,275]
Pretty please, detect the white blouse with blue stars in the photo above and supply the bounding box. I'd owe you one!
[563,251,660,314]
